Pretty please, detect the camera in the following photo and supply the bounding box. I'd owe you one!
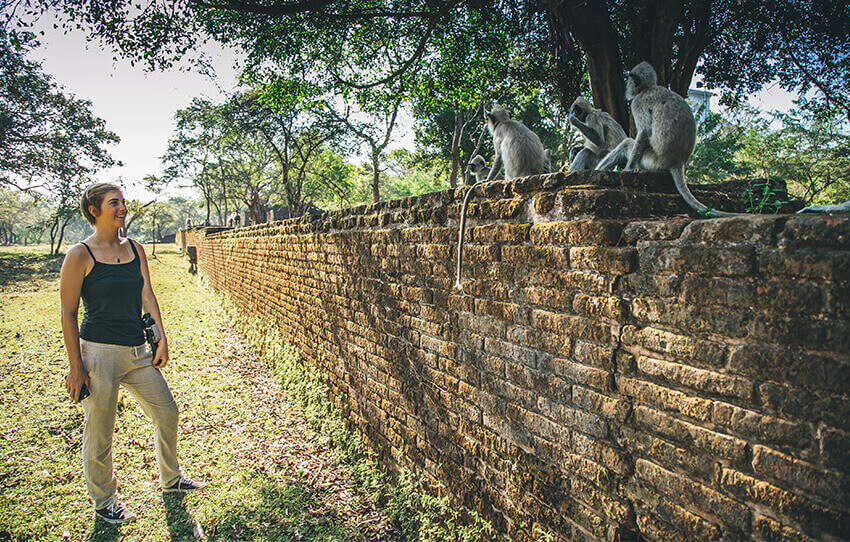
[142,313,161,358]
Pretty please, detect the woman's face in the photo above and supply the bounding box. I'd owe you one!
[93,190,127,228]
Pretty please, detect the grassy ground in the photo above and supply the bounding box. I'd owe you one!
[0,244,392,541]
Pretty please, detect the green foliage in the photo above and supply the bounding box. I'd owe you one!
[0,27,120,191]
[689,111,753,184]
[741,179,788,214]
[224,300,500,542]
[736,102,850,205]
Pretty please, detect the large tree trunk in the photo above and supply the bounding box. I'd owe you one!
[371,152,381,203]
[449,115,462,189]
[553,1,629,131]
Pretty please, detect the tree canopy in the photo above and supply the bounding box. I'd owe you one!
[6,0,847,130]
[0,26,121,191]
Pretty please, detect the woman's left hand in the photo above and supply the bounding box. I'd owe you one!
[152,340,169,368]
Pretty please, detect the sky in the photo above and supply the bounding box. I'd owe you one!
[28,13,241,199]
[25,12,798,201]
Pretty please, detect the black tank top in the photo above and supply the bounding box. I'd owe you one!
[78,241,145,346]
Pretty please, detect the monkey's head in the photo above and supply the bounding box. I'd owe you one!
[569,97,592,122]
[467,155,487,174]
[626,61,658,100]
[486,104,511,133]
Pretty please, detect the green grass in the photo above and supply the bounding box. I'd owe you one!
[0,242,499,542]
[0,244,387,541]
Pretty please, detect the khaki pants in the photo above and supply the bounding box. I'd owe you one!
[80,339,181,509]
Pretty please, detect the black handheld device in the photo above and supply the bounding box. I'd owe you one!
[142,312,161,360]
[78,383,90,402]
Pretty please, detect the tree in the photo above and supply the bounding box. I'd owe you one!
[0,27,121,191]
[9,1,847,136]
[737,102,850,205]
[689,111,753,184]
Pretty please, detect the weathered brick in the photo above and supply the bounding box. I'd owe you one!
[530,219,626,246]
[471,223,532,244]
[759,381,850,432]
[551,358,612,391]
[752,445,849,503]
[635,356,753,400]
[681,275,756,307]
[753,515,819,542]
[730,344,850,392]
[569,247,637,274]
[620,326,727,367]
[618,272,680,297]
[618,377,713,422]
[619,427,715,480]
[759,248,850,280]
[630,485,722,542]
[572,386,630,423]
[633,405,747,464]
[712,402,812,449]
[632,297,751,336]
[639,243,756,276]
[531,310,612,344]
[821,428,850,475]
[570,432,630,475]
[572,341,615,371]
[679,215,783,246]
[748,314,850,353]
[779,214,850,250]
[621,219,691,244]
[636,459,751,530]
[720,468,849,535]
[573,293,629,320]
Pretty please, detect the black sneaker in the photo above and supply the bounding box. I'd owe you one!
[164,476,207,493]
[95,501,136,524]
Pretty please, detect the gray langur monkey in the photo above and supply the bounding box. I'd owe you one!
[485,104,547,181]
[543,149,552,173]
[596,61,737,218]
[456,105,547,290]
[567,97,627,172]
[466,155,491,185]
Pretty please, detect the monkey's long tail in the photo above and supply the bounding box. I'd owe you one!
[670,165,739,218]
[455,184,477,291]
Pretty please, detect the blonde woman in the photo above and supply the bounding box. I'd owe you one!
[60,182,205,524]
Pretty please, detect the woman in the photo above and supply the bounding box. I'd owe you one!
[60,182,205,524]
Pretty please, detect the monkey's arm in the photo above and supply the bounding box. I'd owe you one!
[626,130,650,171]
[569,114,603,148]
[487,151,503,182]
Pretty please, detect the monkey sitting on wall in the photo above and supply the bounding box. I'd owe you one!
[596,61,738,218]
[456,105,547,290]
[466,155,494,185]
[567,97,627,172]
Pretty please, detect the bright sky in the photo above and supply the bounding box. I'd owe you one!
[28,13,241,200]
[26,12,797,202]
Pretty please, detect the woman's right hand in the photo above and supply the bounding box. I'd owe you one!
[65,368,89,403]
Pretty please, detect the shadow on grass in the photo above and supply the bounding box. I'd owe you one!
[207,472,350,542]
[86,518,121,541]
[164,493,206,541]
[0,251,63,291]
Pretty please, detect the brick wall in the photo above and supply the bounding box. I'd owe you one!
[190,170,849,541]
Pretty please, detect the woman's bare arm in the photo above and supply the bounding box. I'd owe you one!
[60,245,91,401]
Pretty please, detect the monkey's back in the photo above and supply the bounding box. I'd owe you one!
[636,87,696,169]
[496,120,546,179]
